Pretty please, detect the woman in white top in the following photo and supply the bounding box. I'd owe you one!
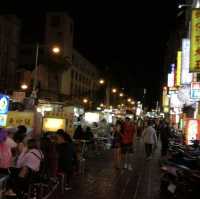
[142,120,157,160]
[5,139,43,197]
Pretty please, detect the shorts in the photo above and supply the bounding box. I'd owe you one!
[121,144,133,154]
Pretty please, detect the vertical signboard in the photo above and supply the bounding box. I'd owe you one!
[168,73,174,88]
[181,39,192,84]
[191,82,200,99]
[176,51,182,86]
[190,9,200,72]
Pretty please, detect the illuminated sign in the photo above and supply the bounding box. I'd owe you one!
[168,73,174,88]
[191,82,200,99]
[176,51,182,86]
[181,39,192,84]
[168,64,175,88]
[0,94,9,114]
[7,111,34,128]
[190,9,200,72]
[43,118,66,132]
[162,95,169,107]
[85,112,100,123]
[186,119,200,145]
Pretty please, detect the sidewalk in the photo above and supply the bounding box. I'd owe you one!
[61,139,161,199]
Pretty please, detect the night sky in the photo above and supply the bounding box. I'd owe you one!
[0,0,180,108]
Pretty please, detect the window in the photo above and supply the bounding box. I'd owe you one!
[51,16,61,27]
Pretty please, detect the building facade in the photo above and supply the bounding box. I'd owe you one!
[60,50,99,100]
[0,15,20,94]
[45,12,74,64]
[19,12,100,104]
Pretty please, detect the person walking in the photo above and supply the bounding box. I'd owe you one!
[160,121,171,157]
[142,120,157,160]
[111,120,122,169]
[56,131,76,191]
[121,117,136,171]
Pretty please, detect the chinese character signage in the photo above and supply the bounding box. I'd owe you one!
[181,39,192,84]
[7,111,34,128]
[190,9,200,72]
[168,64,175,88]
[168,73,174,88]
[191,82,200,99]
[176,51,182,86]
[0,94,9,114]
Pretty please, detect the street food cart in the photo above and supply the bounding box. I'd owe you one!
[43,112,74,136]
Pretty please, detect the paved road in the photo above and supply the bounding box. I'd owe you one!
[61,139,161,199]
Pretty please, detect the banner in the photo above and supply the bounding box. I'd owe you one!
[176,51,182,86]
[190,9,200,72]
[181,39,192,84]
[7,111,34,128]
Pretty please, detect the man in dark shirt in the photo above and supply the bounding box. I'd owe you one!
[160,121,171,157]
[57,130,76,191]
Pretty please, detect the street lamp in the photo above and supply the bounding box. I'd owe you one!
[127,98,132,103]
[119,93,124,97]
[178,4,192,9]
[99,79,105,85]
[32,43,61,99]
[52,46,61,54]
[112,88,117,93]
[21,83,28,90]
[83,98,88,104]
[131,101,135,105]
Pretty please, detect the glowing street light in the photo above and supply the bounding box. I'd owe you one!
[127,98,132,102]
[119,93,124,97]
[112,88,117,93]
[131,101,135,105]
[21,84,28,90]
[99,79,105,84]
[83,98,88,104]
[52,46,61,54]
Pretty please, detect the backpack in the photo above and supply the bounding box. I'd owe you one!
[31,150,49,182]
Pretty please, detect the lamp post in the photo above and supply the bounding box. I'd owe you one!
[31,43,61,99]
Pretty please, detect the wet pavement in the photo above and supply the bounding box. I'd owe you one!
[61,139,162,199]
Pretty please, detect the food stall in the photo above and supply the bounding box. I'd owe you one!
[6,111,42,136]
[43,111,74,136]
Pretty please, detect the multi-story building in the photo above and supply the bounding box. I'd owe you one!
[45,12,74,64]
[0,15,20,94]
[60,50,99,100]
[19,12,100,104]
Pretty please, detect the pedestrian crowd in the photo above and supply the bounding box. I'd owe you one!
[110,117,178,170]
[0,117,178,198]
[0,125,81,198]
